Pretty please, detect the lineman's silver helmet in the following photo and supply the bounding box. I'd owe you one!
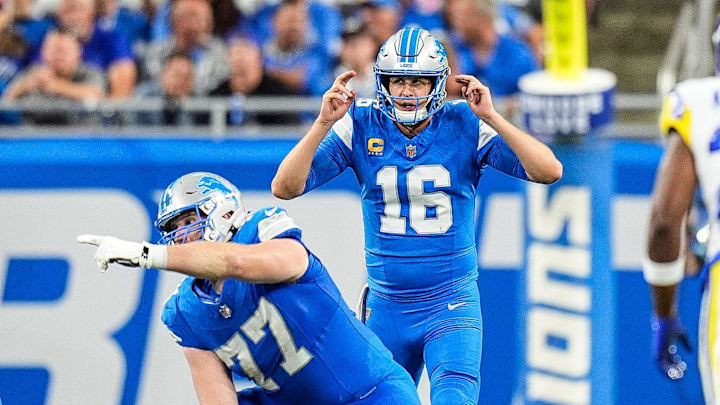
[155,172,248,244]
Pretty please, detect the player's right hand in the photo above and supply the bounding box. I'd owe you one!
[652,316,693,380]
[319,71,356,124]
[77,234,168,272]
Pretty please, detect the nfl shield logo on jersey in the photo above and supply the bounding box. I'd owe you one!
[406,145,417,158]
[219,304,232,319]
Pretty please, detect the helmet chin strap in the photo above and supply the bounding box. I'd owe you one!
[392,96,432,124]
[395,106,428,123]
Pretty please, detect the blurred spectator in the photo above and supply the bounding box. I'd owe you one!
[0,27,28,97]
[211,37,300,125]
[0,26,28,124]
[400,0,446,34]
[56,0,137,98]
[446,0,537,98]
[498,0,543,63]
[360,0,400,49]
[0,0,54,96]
[152,0,248,42]
[142,0,229,96]
[133,50,199,125]
[149,0,173,42]
[0,0,54,124]
[248,0,342,61]
[1,0,54,61]
[3,29,105,124]
[210,0,244,39]
[97,0,151,52]
[261,0,331,95]
[334,21,376,99]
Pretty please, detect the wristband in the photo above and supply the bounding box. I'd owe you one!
[642,254,685,286]
[143,242,168,269]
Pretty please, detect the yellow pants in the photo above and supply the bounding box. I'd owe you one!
[700,261,720,404]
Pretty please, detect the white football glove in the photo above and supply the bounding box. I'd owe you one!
[77,234,168,272]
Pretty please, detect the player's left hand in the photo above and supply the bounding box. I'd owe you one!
[77,234,168,272]
[455,75,495,120]
[652,316,693,380]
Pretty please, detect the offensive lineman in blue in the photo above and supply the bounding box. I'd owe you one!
[273,28,563,404]
[77,172,420,404]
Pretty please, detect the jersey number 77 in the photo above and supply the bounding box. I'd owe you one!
[215,297,313,390]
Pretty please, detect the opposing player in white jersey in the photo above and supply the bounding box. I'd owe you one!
[644,17,720,403]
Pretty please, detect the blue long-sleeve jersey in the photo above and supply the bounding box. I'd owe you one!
[304,100,529,299]
[161,208,409,404]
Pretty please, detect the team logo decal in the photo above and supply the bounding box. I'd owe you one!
[368,138,384,156]
[406,144,417,158]
[668,91,685,119]
[197,176,239,205]
[158,180,177,212]
[198,176,231,195]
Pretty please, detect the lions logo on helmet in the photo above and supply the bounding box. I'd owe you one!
[197,176,241,206]
[374,27,450,124]
[155,172,248,244]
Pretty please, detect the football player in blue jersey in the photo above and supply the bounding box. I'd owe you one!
[77,171,421,405]
[272,27,562,404]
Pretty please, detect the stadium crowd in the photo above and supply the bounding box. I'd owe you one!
[0,0,547,126]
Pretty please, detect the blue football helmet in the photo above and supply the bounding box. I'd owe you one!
[374,27,450,124]
[155,172,248,244]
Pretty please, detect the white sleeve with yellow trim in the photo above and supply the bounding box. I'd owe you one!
[659,89,692,146]
[658,77,720,271]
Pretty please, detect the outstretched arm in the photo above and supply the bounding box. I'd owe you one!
[77,236,309,284]
[644,131,698,380]
[272,71,356,199]
[455,74,562,184]
[646,132,697,316]
[167,239,308,283]
[183,347,238,405]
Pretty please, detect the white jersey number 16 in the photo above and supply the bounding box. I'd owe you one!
[377,164,453,235]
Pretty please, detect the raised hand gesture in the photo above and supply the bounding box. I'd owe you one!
[77,234,167,272]
[454,75,495,120]
[319,71,357,124]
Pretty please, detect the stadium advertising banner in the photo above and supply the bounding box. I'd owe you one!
[0,138,705,405]
[513,144,614,405]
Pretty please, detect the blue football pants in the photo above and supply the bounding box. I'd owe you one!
[365,281,483,405]
[236,369,421,404]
